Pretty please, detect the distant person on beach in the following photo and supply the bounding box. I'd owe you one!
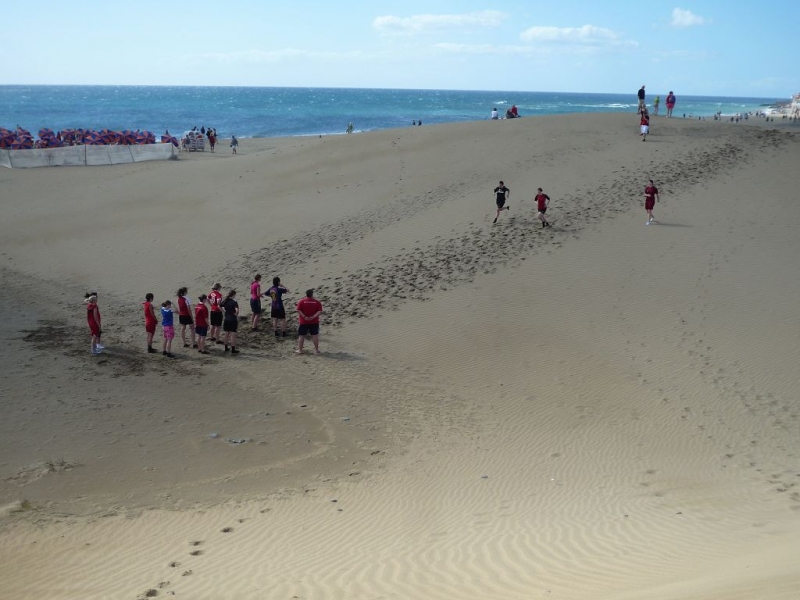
[346,122,354,134]
[177,287,197,349]
[208,283,223,344]
[644,179,659,224]
[195,294,210,354]
[640,109,650,141]
[250,274,263,331]
[493,181,511,224]
[296,289,323,354]
[85,292,103,355]
[511,104,518,117]
[143,293,158,354]
[638,86,646,113]
[418,120,422,126]
[491,108,499,120]
[412,120,416,126]
[535,188,551,228]
[208,130,216,152]
[666,92,676,117]
[201,126,205,134]
[653,96,660,115]
[268,277,290,338]
[221,289,240,354]
[160,300,177,358]
[230,135,238,154]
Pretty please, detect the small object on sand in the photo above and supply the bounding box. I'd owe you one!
[341,416,350,421]
[331,499,338,503]
[481,475,489,479]
[226,437,251,445]
[208,432,219,438]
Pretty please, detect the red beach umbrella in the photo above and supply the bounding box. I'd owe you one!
[11,137,34,149]
[117,129,137,145]
[136,130,156,144]
[38,128,55,140]
[83,131,105,145]
[98,128,118,144]
[160,135,179,147]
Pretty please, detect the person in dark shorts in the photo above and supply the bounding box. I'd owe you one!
[177,287,197,348]
[493,180,511,224]
[221,289,240,354]
[208,283,223,344]
[250,274,264,331]
[143,292,158,353]
[535,188,551,228]
[195,294,210,354]
[268,276,290,338]
[296,289,323,354]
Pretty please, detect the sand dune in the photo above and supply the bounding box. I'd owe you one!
[1,114,798,599]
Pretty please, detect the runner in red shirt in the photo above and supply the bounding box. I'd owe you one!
[208,283,223,344]
[534,187,551,228]
[296,289,323,354]
[143,292,158,354]
[644,179,659,224]
[194,294,210,354]
[640,110,650,141]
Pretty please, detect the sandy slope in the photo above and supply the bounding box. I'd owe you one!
[0,114,798,599]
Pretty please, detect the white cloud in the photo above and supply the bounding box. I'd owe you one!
[520,25,619,45]
[670,8,705,27]
[373,11,507,35]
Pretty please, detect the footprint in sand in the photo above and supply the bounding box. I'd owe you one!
[189,541,203,546]
[168,561,180,568]
[221,527,234,533]
[189,550,203,556]
[182,570,193,577]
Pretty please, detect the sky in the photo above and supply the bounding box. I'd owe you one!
[2,1,796,98]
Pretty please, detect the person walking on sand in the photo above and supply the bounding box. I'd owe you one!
[230,135,238,154]
[208,283,223,344]
[268,276,290,338]
[535,188,551,228]
[666,91,676,118]
[653,95,660,116]
[195,294,210,354]
[85,292,103,355]
[177,287,197,348]
[644,179,659,224]
[640,109,650,141]
[221,289,240,354]
[160,300,177,358]
[637,85,646,113]
[296,289,323,354]
[493,180,511,224]
[208,129,216,152]
[143,292,158,354]
[250,274,264,332]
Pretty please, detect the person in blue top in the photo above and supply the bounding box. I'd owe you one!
[268,277,291,338]
[160,300,177,358]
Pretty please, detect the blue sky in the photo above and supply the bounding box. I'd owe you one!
[2,1,796,97]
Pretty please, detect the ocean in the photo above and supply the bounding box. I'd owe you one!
[0,85,782,139]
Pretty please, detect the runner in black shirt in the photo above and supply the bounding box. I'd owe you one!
[493,181,511,224]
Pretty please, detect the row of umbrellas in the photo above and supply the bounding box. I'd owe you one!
[0,127,178,149]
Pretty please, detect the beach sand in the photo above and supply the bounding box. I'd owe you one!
[1,114,798,599]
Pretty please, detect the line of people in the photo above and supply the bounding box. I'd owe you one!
[84,276,324,358]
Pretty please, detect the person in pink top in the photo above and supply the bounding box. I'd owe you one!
[295,289,323,354]
[250,274,264,331]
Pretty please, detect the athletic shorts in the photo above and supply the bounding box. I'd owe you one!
[179,315,193,326]
[250,299,262,314]
[640,125,649,135]
[145,321,157,334]
[89,322,101,337]
[298,323,320,336]
[210,311,223,327]
[195,326,208,337]
[645,198,656,210]
[271,308,286,320]
[163,325,175,340]
[496,199,506,209]
[538,207,547,214]
[223,318,238,333]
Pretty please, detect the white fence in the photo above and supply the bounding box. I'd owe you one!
[0,143,176,168]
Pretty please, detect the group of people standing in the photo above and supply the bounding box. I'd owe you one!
[639,85,677,119]
[84,277,325,358]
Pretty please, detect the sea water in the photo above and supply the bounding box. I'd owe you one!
[0,85,781,139]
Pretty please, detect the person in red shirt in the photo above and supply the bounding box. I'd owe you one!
[143,292,158,354]
[194,294,210,354]
[208,283,223,344]
[296,289,323,354]
[250,274,264,332]
[534,187,551,228]
[644,179,659,224]
[640,110,650,141]
[85,292,102,355]
[177,287,197,349]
